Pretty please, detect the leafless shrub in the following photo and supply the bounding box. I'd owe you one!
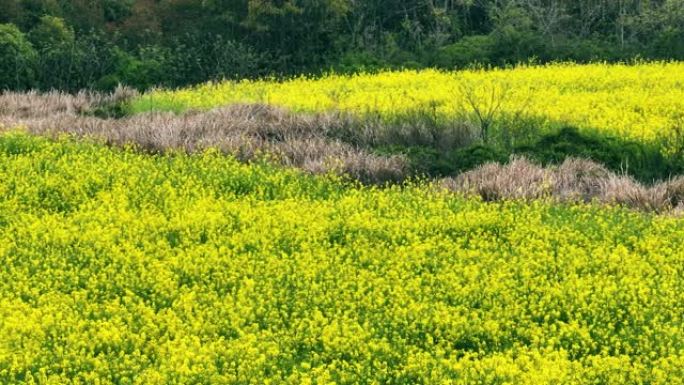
[673,203,684,217]
[0,90,92,118]
[380,116,477,150]
[664,176,684,206]
[275,137,406,183]
[0,87,474,151]
[442,157,684,212]
[456,78,533,145]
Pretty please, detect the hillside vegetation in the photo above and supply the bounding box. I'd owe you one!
[133,63,684,146]
[2,1,684,91]
[2,2,684,384]
[132,63,684,181]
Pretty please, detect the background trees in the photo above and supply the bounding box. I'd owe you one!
[1,0,684,91]
[0,23,36,90]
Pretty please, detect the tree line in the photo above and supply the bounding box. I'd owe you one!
[1,0,684,91]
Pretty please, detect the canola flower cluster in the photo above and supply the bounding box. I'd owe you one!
[132,62,684,149]
[0,132,683,384]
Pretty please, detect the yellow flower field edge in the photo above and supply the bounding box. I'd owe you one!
[4,80,683,184]
[131,62,684,153]
[1,132,683,384]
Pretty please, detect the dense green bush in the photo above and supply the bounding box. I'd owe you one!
[0,23,36,90]
[377,127,684,182]
[114,46,170,90]
[164,33,268,87]
[335,51,389,72]
[516,127,683,182]
[65,30,122,91]
[651,27,684,59]
[432,35,494,68]
[28,16,74,49]
[376,144,508,178]
[28,16,78,90]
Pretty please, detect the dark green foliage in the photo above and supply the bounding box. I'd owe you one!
[0,0,22,24]
[432,36,494,68]
[103,0,133,23]
[1,1,684,90]
[335,51,388,72]
[61,30,122,91]
[114,46,170,91]
[84,98,131,119]
[376,144,508,178]
[404,144,507,177]
[163,33,268,86]
[375,146,449,177]
[376,127,684,183]
[28,16,77,90]
[515,127,683,182]
[451,144,510,174]
[28,15,74,49]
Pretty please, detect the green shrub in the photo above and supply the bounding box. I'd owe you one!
[29,16,81,90]
[71,30,122,91]
[28,15,74,49]
[652,27,684,60]
[113,45,170,90]
[514,127,682,182]
[103,0,134,22]
[376,144,508,177]
[0,23,36,90]
[433,35,494,68]
[165,33,267,87]
[450,144,509,172]
[374,126,683,182]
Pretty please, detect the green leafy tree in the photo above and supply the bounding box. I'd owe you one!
[243,0,351,71]
[0,23,36,90]
[28,15,75,49]
[28,16,79,90]
[0,0,22,24]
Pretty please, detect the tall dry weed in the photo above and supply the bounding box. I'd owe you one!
[4,89,684,209]
[0,96,407,183]
[442,157,684,212]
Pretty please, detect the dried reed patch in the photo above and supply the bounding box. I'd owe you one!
[442,157,684,212]
[0,93,407,183]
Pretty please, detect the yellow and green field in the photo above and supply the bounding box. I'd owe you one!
[133,62,684,149]
[0,133,683,384]
[3,62,684,384]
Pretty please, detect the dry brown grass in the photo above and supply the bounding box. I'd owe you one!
[0,86,137,119]
[0,87,477,149]
[0,93,408,183]
[334,113,478,150]
[4,89,684,211]
[442,157,684,212]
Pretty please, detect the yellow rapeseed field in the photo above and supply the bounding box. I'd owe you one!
[132,62,684,149]
[1,132,683,384]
